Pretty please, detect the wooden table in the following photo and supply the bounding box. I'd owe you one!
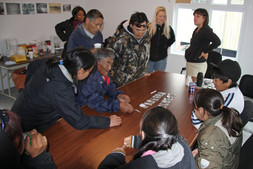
[0,50,62,99]
[43,71,197,169]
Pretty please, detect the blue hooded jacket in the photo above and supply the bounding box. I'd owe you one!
[76,70,123,113]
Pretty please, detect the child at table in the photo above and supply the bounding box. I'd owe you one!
[192,89,243,169]
[98,106,196,169]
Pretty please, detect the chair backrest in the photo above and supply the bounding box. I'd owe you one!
[239,74,253,98]
[240,100,253,127]
[238,133,253,169]
[205,51,222,78]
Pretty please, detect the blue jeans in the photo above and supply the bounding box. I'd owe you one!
[147,58,167,73]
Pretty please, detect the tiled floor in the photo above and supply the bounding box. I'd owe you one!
[1,87,252,144]
[0,87,18,110]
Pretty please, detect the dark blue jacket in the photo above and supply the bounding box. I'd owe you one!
[11,61,110,132]
[76,70,123,113]
[67,23,103,50]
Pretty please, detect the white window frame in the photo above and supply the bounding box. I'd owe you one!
[170,0,247,60]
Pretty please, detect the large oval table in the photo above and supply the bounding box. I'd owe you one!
[43,71,197,169]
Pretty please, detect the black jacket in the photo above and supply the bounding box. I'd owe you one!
[55,17,75,42]
[11,61,110,132]
[55,17,75,57]
[149,24,175,61]
[185,24,221,63]
[0,130,56,169]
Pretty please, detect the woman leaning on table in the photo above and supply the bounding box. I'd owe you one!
[147,6,175,74]
[192,89,243,169]
[11,47,121,133]
[185,8,220,81]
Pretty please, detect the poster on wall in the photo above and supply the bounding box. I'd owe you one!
[63,4,71,12]
[49,3,61,14]
[0,2,4,15]
[6,3,21,15]
[22,3,35,15]
[36,3,47,14]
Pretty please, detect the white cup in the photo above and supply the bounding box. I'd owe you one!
[94,43,102,48]
[28,51,34,59]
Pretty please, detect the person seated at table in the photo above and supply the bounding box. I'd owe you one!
[55,6,86,57]
[105,12,151,87]
[76,48,134,113]
[192,89,243,169]
[191,59,244,128]
[98,106,197,169]
[0,109,57,169]
[11,47,121,133]
[67,9,104,51]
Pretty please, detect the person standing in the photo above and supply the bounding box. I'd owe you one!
[67,9,104,51]
[147,6,175,73]
[55,6,86,57]
[11,47,121,132]
[185,8,220,81]
[106,12,150,87]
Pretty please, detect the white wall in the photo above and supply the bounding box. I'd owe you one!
[1,0,253,90]
[0,0,85,89]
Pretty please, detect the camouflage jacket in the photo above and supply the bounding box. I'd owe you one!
[106,20,150,87]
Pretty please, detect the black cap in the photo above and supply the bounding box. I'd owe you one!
[213,59,241,82]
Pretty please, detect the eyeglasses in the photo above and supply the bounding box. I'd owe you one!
[0,110,9,132]
[135,23,147,28]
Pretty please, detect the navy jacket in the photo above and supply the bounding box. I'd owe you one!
[76,70,123,113]
[11,61,110,132]
[67,23,103,50]
[185,24,221,63]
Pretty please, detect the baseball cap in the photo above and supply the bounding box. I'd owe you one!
[212,59,241,82]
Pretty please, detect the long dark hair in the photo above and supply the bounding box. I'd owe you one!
[47,47,96,80]
[134,106,179,159]
[193,89,243,137]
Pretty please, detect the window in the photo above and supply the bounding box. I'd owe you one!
[172,0,245,59]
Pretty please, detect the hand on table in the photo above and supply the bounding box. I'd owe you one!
[118,94,130,103]
[192,148,198,158]
[120,102,133,113]
[109,115,122,127]
[24,129,48,158]
[123,136,131,148]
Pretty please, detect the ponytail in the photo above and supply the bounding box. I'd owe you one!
[221,106,243,137]
[46,57,60,73]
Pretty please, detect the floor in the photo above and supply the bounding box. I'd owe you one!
[0,87,252,144]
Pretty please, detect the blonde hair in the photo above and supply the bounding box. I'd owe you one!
[148,6,170,39]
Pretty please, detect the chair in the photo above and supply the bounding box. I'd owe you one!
[204,51,222,78]
[238,133,253,169]
[240,100,253,127]
[11,67,26,92]
[180,51,222,78]
[239,74,253,99]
